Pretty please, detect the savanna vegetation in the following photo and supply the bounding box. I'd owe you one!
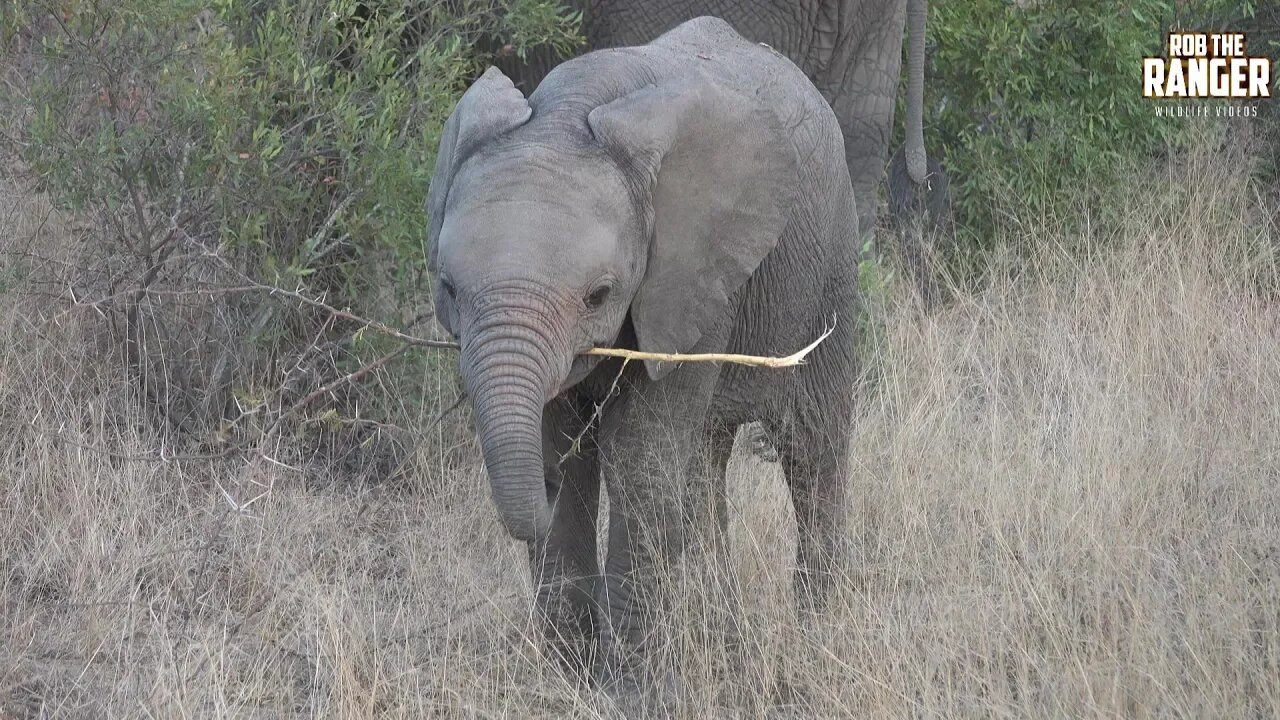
[1,1,1278,717]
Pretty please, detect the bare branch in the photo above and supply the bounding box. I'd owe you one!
[559,359,629,467]
[583,316,838,368]
[279,344,410,425]
[70,278,838,366]
[424,392,468,432]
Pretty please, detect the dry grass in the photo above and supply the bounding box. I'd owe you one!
[2,131,1279,718]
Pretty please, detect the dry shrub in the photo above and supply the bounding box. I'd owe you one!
[2,127,1279,718]
[0,2,578,479]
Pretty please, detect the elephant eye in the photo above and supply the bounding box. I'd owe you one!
[584,284,611,310]
[439,277,456,300]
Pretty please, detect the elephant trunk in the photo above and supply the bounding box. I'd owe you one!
[460,299,568,543]
[905,0,929,185]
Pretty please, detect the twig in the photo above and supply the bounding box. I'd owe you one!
[584,315,838,368]
[350,391,470,522]
[72,281,836,367]
[283,345,411,423]
[258,285,459,350]
[249,299,836,368]
[424,392,468,432]
[555,317,839,465]
[558,359,629,467]
[69,281,457,350]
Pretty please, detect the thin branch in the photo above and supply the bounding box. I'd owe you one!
[69,281,456,350]
[258,285,458,350]
[300,191,359,264]
[281,344,410,425]
[583,316,838,368]
[186,260,840,368]
[424,392,468,432]
[71,280,837,366]
[559,359,629,467]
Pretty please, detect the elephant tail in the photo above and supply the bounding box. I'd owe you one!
[905,0,928,186]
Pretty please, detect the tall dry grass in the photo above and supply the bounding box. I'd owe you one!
[2,129,1278,718]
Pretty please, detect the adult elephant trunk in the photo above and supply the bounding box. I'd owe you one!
[460,309,566,543]
[905,0,929,185]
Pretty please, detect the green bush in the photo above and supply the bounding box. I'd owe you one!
[922,0,1262,258]
[2,1,580,467]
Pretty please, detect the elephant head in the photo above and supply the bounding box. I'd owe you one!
[425,64,798,542]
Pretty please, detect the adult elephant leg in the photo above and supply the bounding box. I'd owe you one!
[821,1,910,239]
[594,356,725,702]
[531,392,603,675]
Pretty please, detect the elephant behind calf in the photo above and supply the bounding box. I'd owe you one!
[427,17,862,706]
[498,0,931,240]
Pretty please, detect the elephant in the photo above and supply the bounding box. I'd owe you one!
[500,0,935,464]
[497,0,931,239]
[427,17,861,698]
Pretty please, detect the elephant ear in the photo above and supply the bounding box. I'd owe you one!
[426,67,532,271]
[587,73,799,379]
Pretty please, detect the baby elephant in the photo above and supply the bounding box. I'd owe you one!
[427,16,859,702]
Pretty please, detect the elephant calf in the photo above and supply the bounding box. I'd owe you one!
[427,16,859,700]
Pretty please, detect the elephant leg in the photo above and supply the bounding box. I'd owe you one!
[777,313,858,612]
[594,358,724,694]
[779,423,852,613]
[819,6,909,239]
[688,419,735,558]
[690,418,749,664]
[531,393,603,674]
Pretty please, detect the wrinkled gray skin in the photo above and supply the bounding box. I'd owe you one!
[499,0,930,239]
[428,18,859,697]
